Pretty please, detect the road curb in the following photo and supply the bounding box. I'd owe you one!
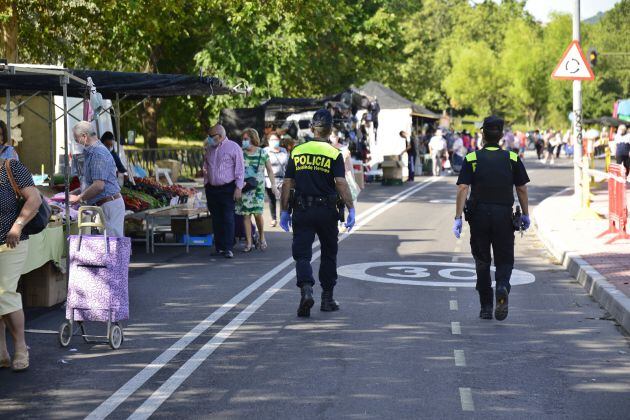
[533,199,630,334]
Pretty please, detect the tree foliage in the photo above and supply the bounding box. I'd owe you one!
[4,0,630,142]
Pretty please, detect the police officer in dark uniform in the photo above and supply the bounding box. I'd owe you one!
[280,109,356,318]
[453,116,531,321]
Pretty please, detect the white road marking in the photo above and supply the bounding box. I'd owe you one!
[451,322,461,335]
[24,329,58,335]
[449,300,458,311]
[459,387,475,411]
[451,256,460,262]
[87,177,440,420]
[449,287,457,292]
[454,350,466,367]
[338,261,535,288]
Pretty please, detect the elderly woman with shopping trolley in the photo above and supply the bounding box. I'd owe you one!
[0,157,42,372]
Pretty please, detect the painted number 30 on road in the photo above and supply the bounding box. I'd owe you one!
[338,262,535,288]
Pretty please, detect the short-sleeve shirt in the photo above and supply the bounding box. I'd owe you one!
[457,148,530,187]
[285,140,345,197]
[83,141,120,205]
[0,159,35,245]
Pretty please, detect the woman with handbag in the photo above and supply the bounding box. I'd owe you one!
[237,128,279,252]
[0,158,42,372]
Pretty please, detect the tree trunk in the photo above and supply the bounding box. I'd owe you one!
[1,2,18,62]
[140,49,161,148]
[141,98,160,149]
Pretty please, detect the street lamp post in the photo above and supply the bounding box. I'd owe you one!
[573,0,583,204]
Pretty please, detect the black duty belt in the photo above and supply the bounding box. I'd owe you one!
[294,194,337,209]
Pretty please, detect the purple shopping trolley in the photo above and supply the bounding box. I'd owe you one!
[59,207,131,349]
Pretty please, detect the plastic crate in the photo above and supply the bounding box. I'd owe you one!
[179,234,213,246]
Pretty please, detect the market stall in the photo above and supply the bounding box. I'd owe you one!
[1,63,247,306]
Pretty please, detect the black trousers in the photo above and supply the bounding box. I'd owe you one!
[265,187,277,221]
[292,206,339,291]
[616,143,630,177]
[468,203,515,306]
[408,154,416,181]
[205,182,236,252]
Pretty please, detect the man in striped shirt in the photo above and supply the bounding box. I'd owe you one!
[203,124,245,258]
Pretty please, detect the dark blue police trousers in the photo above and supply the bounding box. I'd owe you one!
[468,203,515,306]
[292,206,339,291]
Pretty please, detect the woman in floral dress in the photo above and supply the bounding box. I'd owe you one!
[236,128,279,252]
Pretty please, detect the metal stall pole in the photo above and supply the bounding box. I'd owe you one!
[61,74,72,249]
[48,92,55,185]
[115,93,122,151]
[5,90,10,144]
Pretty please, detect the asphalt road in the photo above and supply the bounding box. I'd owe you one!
[1,156,629,420]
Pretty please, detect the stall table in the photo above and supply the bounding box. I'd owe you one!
[145,205,210,253]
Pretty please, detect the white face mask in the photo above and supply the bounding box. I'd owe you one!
[270,140,280,149]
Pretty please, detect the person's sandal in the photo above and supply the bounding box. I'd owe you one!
[242,244,254,253]
[259,240,268,251]
[0,353,10,368]
[12,350,29,372]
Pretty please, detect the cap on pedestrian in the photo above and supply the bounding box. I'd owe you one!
[482,115,504,132]
[311,109,333,128]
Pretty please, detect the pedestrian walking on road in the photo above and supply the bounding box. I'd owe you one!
[0,157,41,371]
[453,115,531,321]
[69,121,125,237]
[428,129,447,177]
[280,109,356,318]
[264,134,288,227]
[614,124,629,176]
[237,128,279,252]
[203,124,245,259]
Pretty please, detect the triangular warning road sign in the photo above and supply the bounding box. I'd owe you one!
[551,40,595,81]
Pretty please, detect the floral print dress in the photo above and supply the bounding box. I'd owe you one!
[236,148,269,215]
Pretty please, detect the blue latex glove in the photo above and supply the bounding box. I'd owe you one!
[280,210,292,232]
[453,218,462,239]
[520,214,531,231]
[345,208,356,232]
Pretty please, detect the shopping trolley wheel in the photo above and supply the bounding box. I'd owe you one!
[109,323,123,350]
[59,321,73,347]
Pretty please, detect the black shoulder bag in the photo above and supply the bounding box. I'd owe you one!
[242,150,263,193]
[3,159,52,235]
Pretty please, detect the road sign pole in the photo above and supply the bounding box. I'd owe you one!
[573,0,582,205]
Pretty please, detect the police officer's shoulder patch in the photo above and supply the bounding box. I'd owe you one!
[509,151,518,162]
[465,151,477,162]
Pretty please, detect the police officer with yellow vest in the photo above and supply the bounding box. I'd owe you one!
[280,109,356,318]
[453,116,530,321]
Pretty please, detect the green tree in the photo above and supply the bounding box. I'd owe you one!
[443,41,507,116]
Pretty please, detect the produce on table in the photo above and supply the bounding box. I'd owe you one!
[120,178,197,212]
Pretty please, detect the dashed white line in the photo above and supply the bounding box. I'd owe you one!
[451,322,461,335]
[454,350,466,367]
[449,287,457,292]
[449,300,459,311]
[459,387,475,411]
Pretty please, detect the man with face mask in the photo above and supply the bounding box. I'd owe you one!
[203,124,245,258]
[68,121,125,237]
[100,131,127,175]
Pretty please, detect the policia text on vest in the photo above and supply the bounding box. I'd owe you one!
[280,109,356,319]
[453,115,531,322]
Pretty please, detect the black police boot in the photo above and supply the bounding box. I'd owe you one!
[320,290,340,312]
[297,285,314,318]
[479,305,493,320]
[494,286,509,321]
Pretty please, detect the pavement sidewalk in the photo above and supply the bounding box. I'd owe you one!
[533,184,630,334]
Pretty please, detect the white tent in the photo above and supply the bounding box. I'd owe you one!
[359,81,439,166]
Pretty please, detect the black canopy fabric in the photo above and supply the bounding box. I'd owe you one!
[220,107,266,142]
[583,116,628,127]
[0,69,231,98]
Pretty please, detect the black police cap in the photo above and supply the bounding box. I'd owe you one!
[311,109,333,128]
[482,115,504,132]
